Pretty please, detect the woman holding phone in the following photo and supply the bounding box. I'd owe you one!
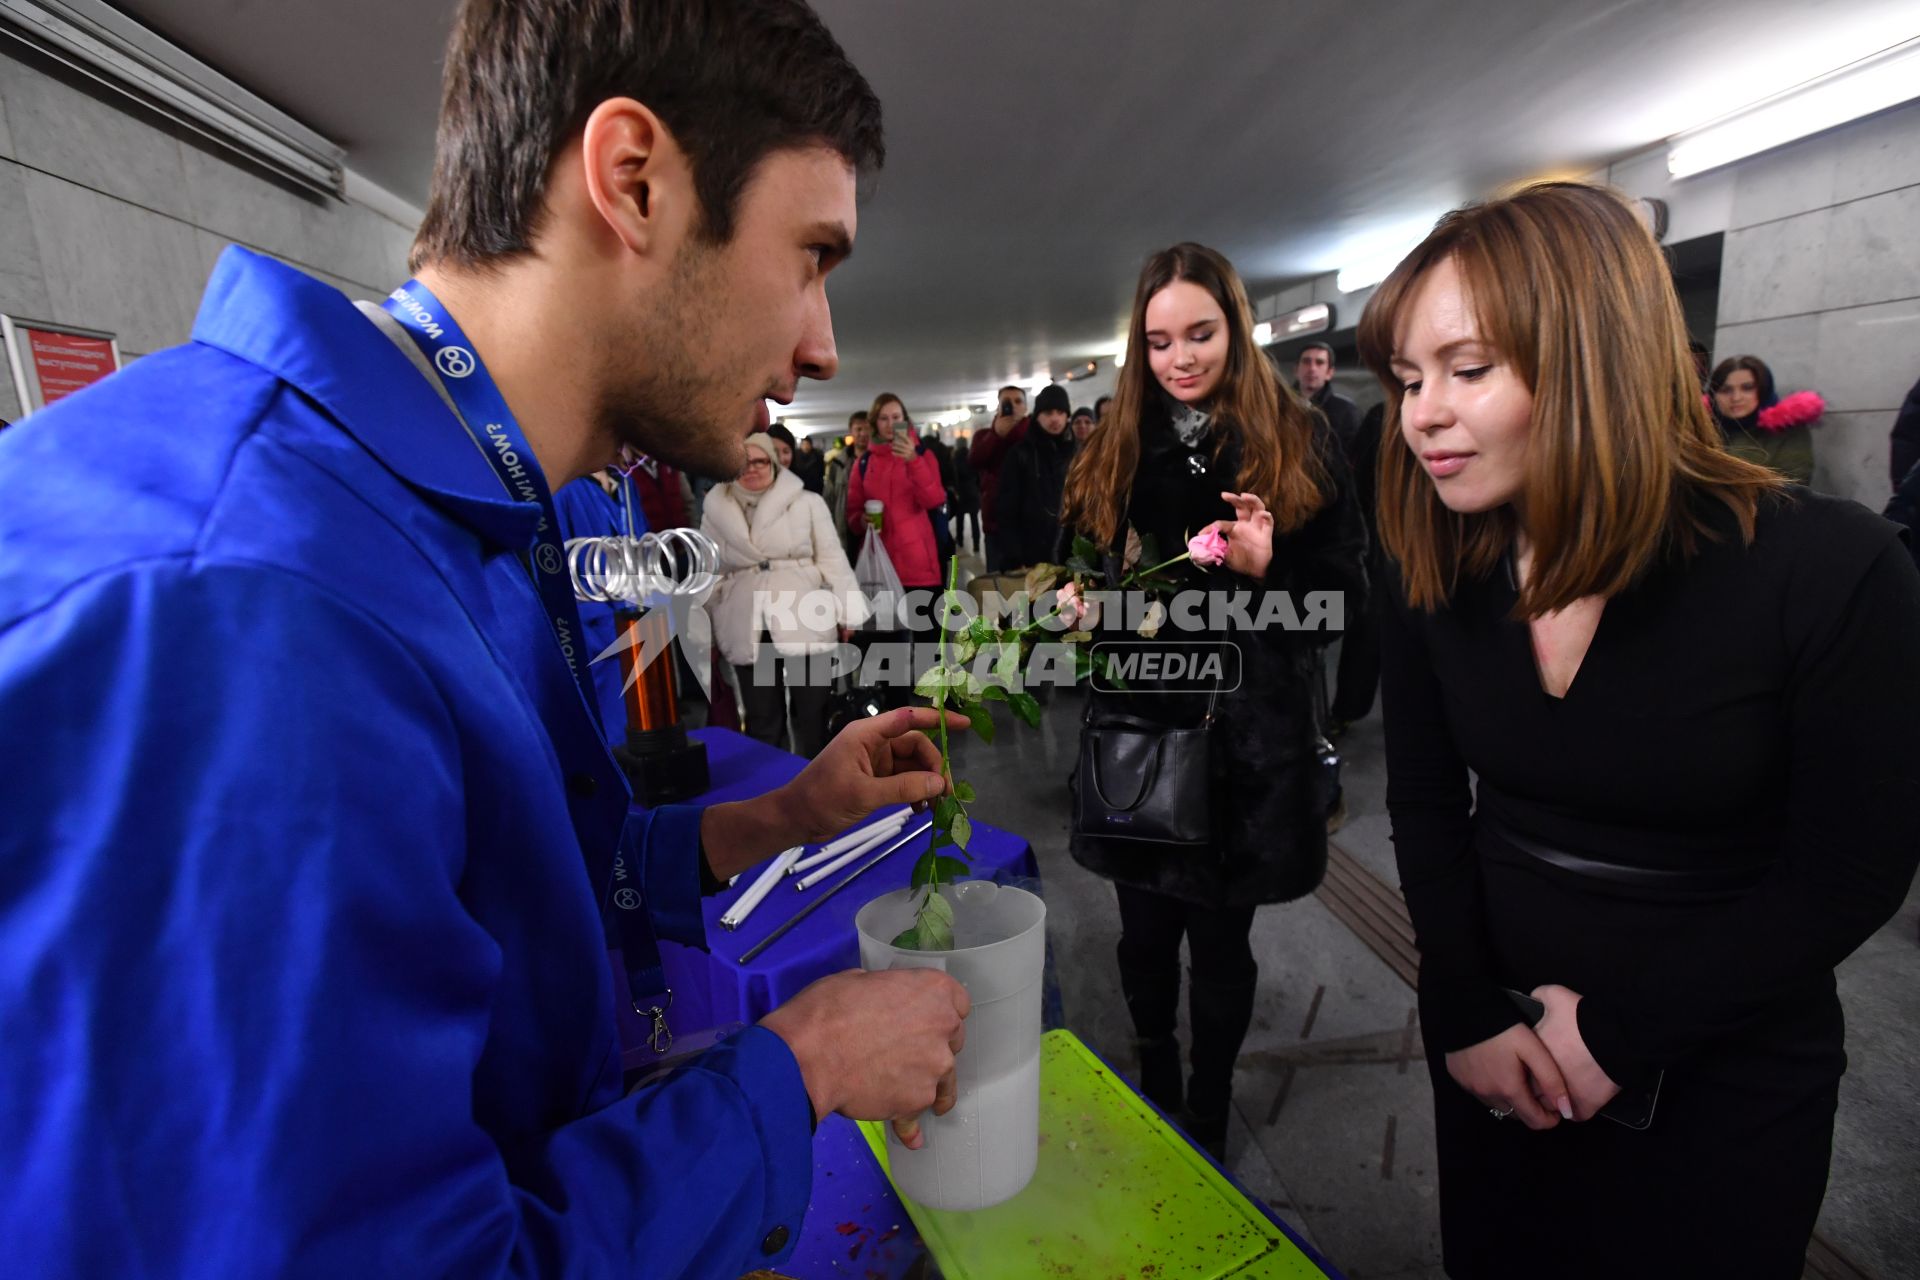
[846,392,946,595]
[1362,182,1920,1277]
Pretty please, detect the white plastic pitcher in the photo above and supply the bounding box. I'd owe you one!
[855,881,1046,1211]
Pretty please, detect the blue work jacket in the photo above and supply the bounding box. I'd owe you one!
[0,248,811,1277]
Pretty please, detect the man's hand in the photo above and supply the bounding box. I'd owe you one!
[700,708,968,881]
[1444,1022,1572,1131]
[783,706,966,842]
[760,967,971,1148]
[1213,491,1275,580]
[991,410,1019,437]
[1531,984,1621,1121]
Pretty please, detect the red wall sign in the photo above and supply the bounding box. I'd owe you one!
[26,327,118,404]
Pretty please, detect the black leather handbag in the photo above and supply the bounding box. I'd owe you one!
[1072,676,1221,847]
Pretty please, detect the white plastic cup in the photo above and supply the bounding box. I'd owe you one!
[855,882,1046,1211]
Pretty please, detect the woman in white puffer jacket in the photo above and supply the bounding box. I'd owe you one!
[700,433,869,756]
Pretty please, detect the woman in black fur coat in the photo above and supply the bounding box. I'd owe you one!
[1058,243,1368,1156]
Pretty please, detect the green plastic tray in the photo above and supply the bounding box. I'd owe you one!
[858,1029,1335,1279]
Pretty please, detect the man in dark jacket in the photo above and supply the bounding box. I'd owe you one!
[1329,401,1385,731]
[1891,374,1920,489]
[950,439,982,556]
[1295,342,1361,452]
[969,383,1029,571]
[787,429,825,491]
[995,385,1075,571]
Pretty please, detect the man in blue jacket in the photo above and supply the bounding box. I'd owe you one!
[0,1,972,1276]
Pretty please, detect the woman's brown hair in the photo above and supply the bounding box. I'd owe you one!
[1356,182,1781,616]
[867,393,911,434]
[1060,242,1328,548]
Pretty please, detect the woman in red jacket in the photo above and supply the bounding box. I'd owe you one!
[846,392,948,592]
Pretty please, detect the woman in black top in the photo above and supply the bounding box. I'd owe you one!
[1059,243,1367,1157]
[1359,183,1920,1278]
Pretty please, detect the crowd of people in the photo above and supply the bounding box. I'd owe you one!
[2,2,1917,1279]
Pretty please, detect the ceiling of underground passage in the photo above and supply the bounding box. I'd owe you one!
[114,0,1920,429]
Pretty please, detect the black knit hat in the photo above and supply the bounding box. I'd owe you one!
[1034,383,1071,417]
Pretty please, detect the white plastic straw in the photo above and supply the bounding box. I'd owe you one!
[792,819,907,888]
[796,818,927,891]
[790,809,908,875]
[719,845,802,931]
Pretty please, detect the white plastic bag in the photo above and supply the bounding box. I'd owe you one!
[854,526,905,627]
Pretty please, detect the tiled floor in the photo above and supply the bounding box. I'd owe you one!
[953,670,1920,1279]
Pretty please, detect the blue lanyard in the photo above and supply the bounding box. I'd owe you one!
[383,281,672,1052]
[381,280,600,732]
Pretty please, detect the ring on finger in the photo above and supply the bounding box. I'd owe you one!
[1489,1105,1515,1120]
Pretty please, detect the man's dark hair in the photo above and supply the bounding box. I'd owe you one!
[413,0,884,271]
[1094,394,1112,415]
[847,410,868,427]
[998,384,1024,400]
[1299,341,1335,362]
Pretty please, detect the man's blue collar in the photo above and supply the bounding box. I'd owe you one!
[192,247,540,551]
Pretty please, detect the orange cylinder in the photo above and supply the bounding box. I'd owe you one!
[616,607,681,733]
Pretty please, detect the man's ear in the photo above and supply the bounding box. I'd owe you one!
[577,97,689,257]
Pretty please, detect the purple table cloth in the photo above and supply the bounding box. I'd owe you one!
[613,727,1040,1062]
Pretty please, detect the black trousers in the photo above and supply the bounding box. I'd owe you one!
[1113,883,1258,1117]
[736,638,831,758]
[1114,884,1257,978]
[952,506,980,552]
[1330,547,1381,723]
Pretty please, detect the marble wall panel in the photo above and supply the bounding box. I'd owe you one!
[0,159,52,321]
[24,171,205,355]
[300,197,404,295]
[0,371,20,423]
[1822,185,1920,315]
[1815,298,1920,416]
[0,55,192,223]
[1810,408,1896,507]
[378,214,416,286]
[180,135,315,268]
[1832,100,1920,205]
[1710,313,1822,395]
[0,85,14,160]
[1728,130,1838,231]
[1718,210,1831,325]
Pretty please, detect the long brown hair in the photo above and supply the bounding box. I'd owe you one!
[1061,242,1327,547]
[867,392,911,437]
[1356,182,1782,616]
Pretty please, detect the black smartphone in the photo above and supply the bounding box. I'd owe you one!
[999,398,1014,417]
[1502,988,1661,1130]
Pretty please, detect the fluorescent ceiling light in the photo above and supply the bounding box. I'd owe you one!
[1668,36,1920,179]
[1336,251,1411,295]
[0,0,345,197]
[1282,303,1332,337]
[1252,322,1274,346]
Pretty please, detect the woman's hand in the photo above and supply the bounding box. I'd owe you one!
[891,431,914,459]
[1213,491,1275,579]
[1530,985,1621,1121]
[1445,1022,1573,1130]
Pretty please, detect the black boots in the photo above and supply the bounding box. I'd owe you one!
[1183,966,1258,1163]
[1117,945,1184,1115]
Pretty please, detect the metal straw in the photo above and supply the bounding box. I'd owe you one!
[736,819,932,964]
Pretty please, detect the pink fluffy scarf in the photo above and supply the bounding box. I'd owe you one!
[1757,390,1826,432]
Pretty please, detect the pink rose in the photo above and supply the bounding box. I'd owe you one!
[1055,581,1101,630]
[1188,526,1229,567]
